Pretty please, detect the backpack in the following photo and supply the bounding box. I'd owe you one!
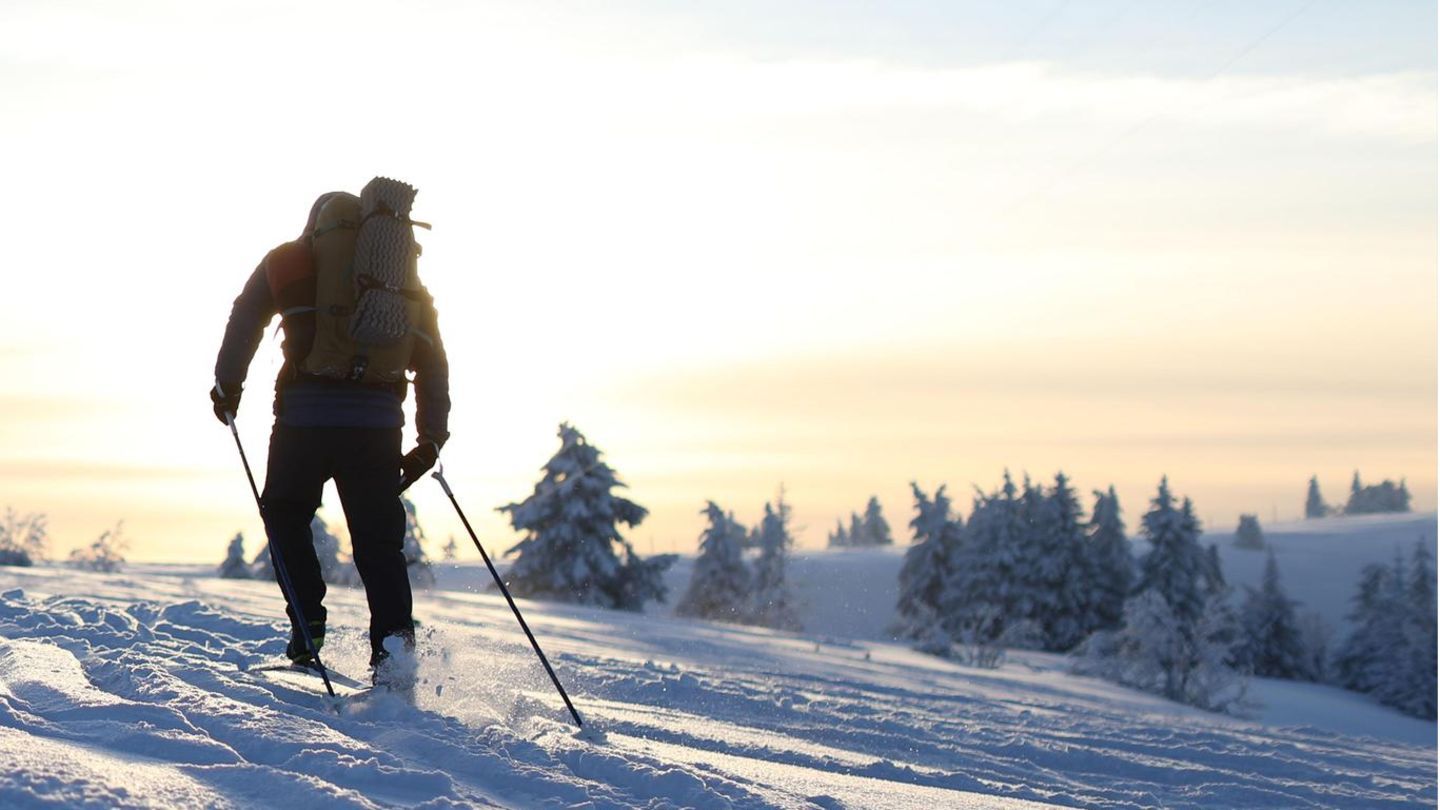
[269,177,431,384]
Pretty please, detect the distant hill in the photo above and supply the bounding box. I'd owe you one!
[643,511,1438,643]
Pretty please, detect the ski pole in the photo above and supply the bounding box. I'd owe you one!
[431,462,586,730]
[217,385,337,701]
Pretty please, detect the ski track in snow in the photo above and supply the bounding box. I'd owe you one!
[0,563,1431,809]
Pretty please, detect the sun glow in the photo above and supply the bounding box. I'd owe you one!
[0,1,1432,561]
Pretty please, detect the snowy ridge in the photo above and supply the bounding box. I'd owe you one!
[0,561,1433,808]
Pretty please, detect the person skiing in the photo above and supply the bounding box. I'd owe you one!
[211,180,450,684]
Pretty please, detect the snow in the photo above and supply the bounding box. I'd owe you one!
[0,515,1433,808]
[1211,512,1437,630]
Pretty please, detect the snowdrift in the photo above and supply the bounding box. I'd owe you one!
[0,542,1433,808]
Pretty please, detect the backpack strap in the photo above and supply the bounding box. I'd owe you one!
[356,274,428,301]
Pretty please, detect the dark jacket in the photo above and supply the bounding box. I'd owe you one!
[214,202,451,446]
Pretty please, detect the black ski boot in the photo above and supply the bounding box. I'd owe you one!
[370,628,417,692]
[286,620,326,669]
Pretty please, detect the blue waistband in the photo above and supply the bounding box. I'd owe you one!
[277,382,404,429]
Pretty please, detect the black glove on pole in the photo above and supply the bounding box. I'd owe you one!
[431,462,586,730]
[211,383,242,425]
[215,384,337,702]
[399,441,440,493]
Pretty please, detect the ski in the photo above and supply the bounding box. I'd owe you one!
[246,661,371,698]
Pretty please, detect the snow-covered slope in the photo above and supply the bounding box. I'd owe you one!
[1210,512,1438,630]
[0,558,1433,808]
[444,512,1438,643]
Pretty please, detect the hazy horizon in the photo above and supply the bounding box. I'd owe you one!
[1,0,1434,563]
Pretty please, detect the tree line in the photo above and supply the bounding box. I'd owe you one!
[181,422,1426,720]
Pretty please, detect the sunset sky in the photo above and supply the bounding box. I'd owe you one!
[1,0,1434,563]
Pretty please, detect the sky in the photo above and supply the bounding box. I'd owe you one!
[0,0,1434,563]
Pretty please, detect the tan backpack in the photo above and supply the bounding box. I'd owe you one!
[301,178,431,384]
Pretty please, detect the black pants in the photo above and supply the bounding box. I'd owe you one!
[261,424,412,655]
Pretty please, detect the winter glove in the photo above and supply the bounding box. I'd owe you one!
[399,441,440,493]
[211,382,242,425]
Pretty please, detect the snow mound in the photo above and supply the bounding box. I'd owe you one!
[0,567,1431,808]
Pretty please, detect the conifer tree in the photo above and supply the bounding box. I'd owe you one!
[946,472,1023,643]
[1333,562,1393,693]
[401,497,436,589]
[827,519,850,548]
[1396,539,1437,719]
[218,533,249,579]
[677,502,753,622]
[848,513,865,547]
[1342,541,1440,719]
[894,483,963,650]
[1098,478,1246,707]
[752,491,801,630]
[499,423,675,610]
[249,543,273,580]
[1304,476,1328,519]
[860,496,893,546]
[1077,588,1245,712]
[1237,551,1311,680]
[310,514,360,586]
[1202,539,1226,595]
[1086,486,1133,634]
[1041,472,1091,651]
[1234,515,1265,550]
[1135,478,1210,625]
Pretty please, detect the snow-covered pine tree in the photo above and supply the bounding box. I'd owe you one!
[402,496,436,589]
[1368,549,1421,713]
[1233,515,1264,550]
[1075,588,1246,712]
[1395,538,1437,719]
[1344,473,1413,514]
[1304,476,1328,519]
[1014,474,1051,636]
[893,483,963,652]
[860,497,893,546]
[676,501,752,622]
[827,519,851,548]
[1237,551,1311,680]
[499,423,675,610]
[249,543,273,580]
[1135,478,1210,625]
[218,533,249,579]
[848,513,865,547]
[1332,562,1394,694]
[1086,486,1133,635]
[311,515,360,586]
[945,472,1023,645]
[1087,478,1247,709]
[1342,541,1440,719]
[1040,472,1091,652]
[752,491,801,630]
[1202,539,1226,594]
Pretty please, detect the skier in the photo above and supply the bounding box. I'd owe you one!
[211,182,450,685]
